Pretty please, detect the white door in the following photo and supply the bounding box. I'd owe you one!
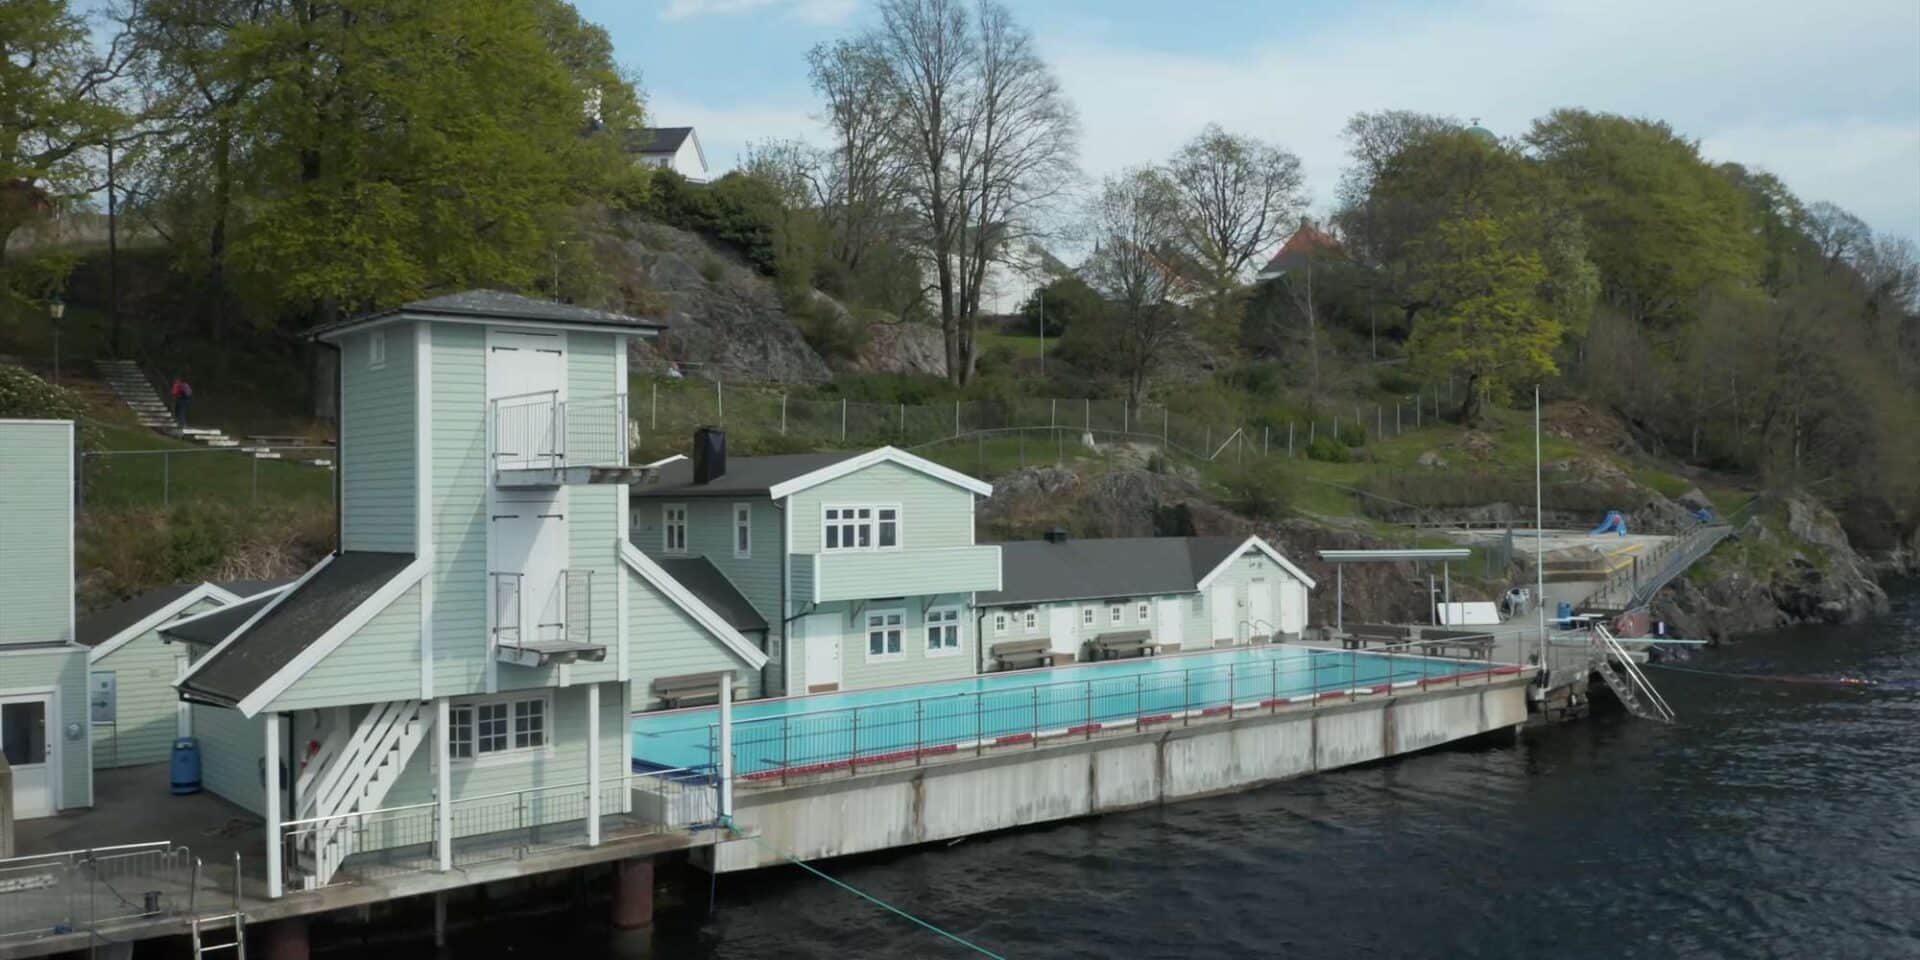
[1248,582,1273,639]
[1156,598,1184,651]
[1047,606,1077,659]
[1,693,56,819]
[1210,585,1236,646]
[1279,583,1305,636]
[488,331,566,470]
[803,615,841,692]
[490,493,570,644]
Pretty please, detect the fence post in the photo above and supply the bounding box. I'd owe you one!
[251,455,259,505]
[954,401,961,438]
[915,700,924,764]
[1163,408,1169,445]
[1264,426,1270,455]
[650,383,657,432]
[163,451,170,506]
[975,695,983,757]
[1084,682,1093,739]
[1122,399,1128,434]
[1182,669,1191,725]
[1377,405,1383,440]
[849,711,859,776]
[1287,422,1294,458]
[1031,687,1040,747]
[840,399,847,442]
[716,380,723,424]
[1205,425,1211,455]
[899,402,905,438]
[1050,398,1056,429]
[781,394,788,435]
[1309,421,1315,444]
[1084,398,1090,433]
[1270,660,1278,714]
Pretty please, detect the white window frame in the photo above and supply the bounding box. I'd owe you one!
[1108,604,1123,626]
[925,606,962,657]
[821,503,903,553]
[368,330,387,370]
[1137,602,1151,623]
[662,504,688,554]
[1022,610,1038,632]
[447,693,554,767]
[993,612,1008,636]
[732,502,752,559]
[1081,607,1095,627]
[865,608,907,662]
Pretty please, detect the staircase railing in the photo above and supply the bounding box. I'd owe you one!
[1592,625,1675,722]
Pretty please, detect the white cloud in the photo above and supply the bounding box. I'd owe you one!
[660,0,854,25]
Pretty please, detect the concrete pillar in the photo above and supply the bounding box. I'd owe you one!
[587,683,602,846]
[717,673,733,819]
[611,857,656,930]
[435,698,451,871]
[263,916,311,960]
[264,712,283,898]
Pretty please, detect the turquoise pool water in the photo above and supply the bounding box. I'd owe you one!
[632,645,1491,776]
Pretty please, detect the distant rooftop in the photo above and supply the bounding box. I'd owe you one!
[629,452,862,499]
[310,289,664,340]
[623,126,694,155]
[977,536,1248,607]
[1257,222,1344,281]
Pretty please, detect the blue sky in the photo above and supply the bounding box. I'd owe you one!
[577,0,1920,250]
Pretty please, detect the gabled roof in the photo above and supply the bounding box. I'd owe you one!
[976,534,1311,607]
[177,552,420,712]
[655,557,768,633]
[620,544,768,670]
[1257,222,1344,281]
[309,289,664,340]
[629,446,992,500]
[78,585,200,647]
[624,126,694,155]
[162,589,283,647]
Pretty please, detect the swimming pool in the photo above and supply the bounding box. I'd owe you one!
[632,645,1501,777]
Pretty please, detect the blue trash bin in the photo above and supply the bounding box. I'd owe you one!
[170,737,202,795]
[1555,601,1573,629]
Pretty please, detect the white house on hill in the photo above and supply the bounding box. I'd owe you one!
[626,127,709,183]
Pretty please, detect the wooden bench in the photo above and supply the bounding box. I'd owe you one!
[651,671,744,708]
[1090,630,1154,661]
[990,639,1054,671]
[1417,629,1496,661]
[1340,623,1411,650]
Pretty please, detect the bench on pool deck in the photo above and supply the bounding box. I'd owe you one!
[1090,630,1155,661]
[991,638,1055,671]
[652,670,745,708]
[1416,629,1495,661]
[1340,623,1411,650]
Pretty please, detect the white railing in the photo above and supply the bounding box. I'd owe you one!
[489,391,628,473]
[494,569,595,655]
[0,843,195,941]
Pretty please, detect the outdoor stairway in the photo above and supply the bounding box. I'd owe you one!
[190,911,246,959]
[1579,523,1734,612]
[1590,625,1675,723]
[98,358,177,432]
[292,700,434,889]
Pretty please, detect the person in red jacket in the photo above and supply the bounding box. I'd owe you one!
[169,376,193,428]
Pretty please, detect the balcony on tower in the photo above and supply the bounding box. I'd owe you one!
[490,390,651,488]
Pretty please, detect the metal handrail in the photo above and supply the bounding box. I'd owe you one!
[1593,625,1676,721]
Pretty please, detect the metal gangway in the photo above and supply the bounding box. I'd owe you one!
[1590,624,1675,723]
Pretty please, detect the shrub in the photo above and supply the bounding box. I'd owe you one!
[1338,423,1367,447]
[1219,465,1294,520]
[0,365,99,447]
[1306,436,1351,462]
[78,502,334,609]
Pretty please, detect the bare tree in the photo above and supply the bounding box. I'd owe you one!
[1085,167,1186,407]
[870,0,1077,384]
[1165,124,1305,322]
[806,36,907,273]
[1804,201,1872,276]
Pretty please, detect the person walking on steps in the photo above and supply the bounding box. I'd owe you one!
[170,375,193,429]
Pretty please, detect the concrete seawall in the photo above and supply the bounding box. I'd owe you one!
[713,676,1530,871]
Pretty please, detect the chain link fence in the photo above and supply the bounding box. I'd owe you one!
[80,447,337,511]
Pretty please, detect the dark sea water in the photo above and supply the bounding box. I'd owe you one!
[400,583,1920,959]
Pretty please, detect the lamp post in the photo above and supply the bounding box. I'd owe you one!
[48,295,65,384]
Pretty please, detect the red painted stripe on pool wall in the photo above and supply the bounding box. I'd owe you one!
[1318,690,1348,700]
[1367,684,1392,694]
[1200,706,1232,717]
[1138,714,1174,726]
[994,732,1035,745]
[1259,698,1287,709]
[1067,723,1102,735]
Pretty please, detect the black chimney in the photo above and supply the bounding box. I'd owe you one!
[1044,526,1069,544]
[693,427,727,484]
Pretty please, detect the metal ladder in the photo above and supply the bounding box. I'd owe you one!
[189,853,248,959]
[1590,625,1675,723]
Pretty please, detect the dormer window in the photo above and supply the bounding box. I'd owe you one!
[822,504,900,551]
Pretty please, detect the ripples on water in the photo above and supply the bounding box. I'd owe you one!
[394,586,1920,959]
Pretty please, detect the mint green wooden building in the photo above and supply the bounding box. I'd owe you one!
[168,292,765,895]
[0,419,91,821]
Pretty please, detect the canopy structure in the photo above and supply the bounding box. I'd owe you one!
[1315,548,1473,632]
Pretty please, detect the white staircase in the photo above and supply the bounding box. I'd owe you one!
[291,700,434,889]
[97,359,177,432]
[1590,625,1675,723]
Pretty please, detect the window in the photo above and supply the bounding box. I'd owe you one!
[733,503,752,558]
[822,505,901,551]
[662,504,688,553]
[1082,607,1095,627]
[993,613,1008,635]
[867,610,904,659]
[368,330,387,370]
[1137,602,1152,623]
[449,696,548,761]
[1022,610,1038,632]
[1191,595,1204,614]
[1109,605,1123,626]
[926,608,960,654]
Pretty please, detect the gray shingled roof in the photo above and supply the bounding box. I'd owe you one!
[656,557,768,633]
[161,591,279,647]
[976,536,1246,607]
[624,126,693,155]
[77,585,197,647]
[630,452,860,499]
[310,289,664,339]
[178,552,414,708]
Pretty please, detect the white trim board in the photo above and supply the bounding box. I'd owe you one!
[155,584,292,642]
[618,542,768,671]
[1194,535,1318,592]
[314,313,664,344]
[765,446,993,500]
[235,558,431,717]
[177,557,336,689]
[87,583,244,664]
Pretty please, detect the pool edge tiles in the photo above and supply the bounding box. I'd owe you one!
[631,645,1487,774]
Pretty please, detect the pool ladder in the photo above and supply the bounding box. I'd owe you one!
[189,853,248,959]
[1591,625,1675,723]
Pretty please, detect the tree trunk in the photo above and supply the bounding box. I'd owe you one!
[1459,372,1485,424]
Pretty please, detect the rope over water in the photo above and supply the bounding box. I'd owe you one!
[1643,662,1879,687]
[719,819,1008,959]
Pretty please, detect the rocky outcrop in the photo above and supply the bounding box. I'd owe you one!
[615,219,832,384]
[847,321,947,377]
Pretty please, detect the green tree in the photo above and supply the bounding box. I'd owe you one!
[1405,217,1562,423]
